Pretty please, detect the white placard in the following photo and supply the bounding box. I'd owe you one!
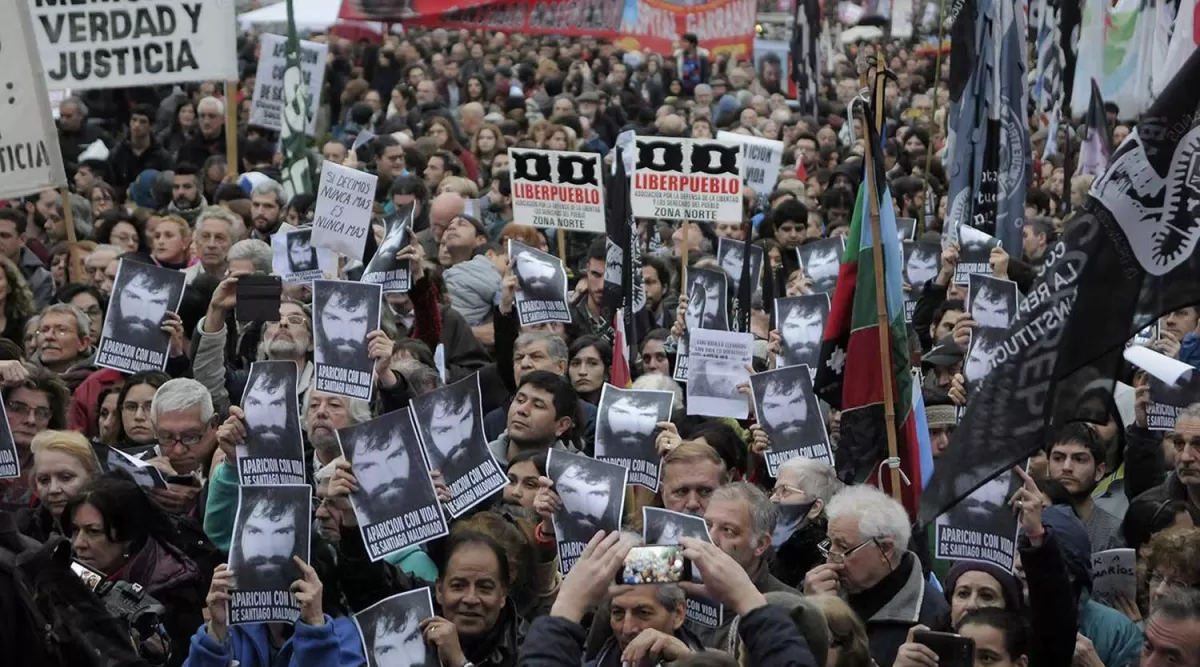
[631,137,744,224]
[716,131,784,198]
[686,328,754,419]
[1091,548,1136,608]
[249,33,327,135]
[0,1,68,199]
[310,162,377,261]
[1123,345,1196,386]
[508,148,605,233]
[30,0,239,91]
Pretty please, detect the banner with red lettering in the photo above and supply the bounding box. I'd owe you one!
[631,137,744,224]
[509,148,606,233]
[340,0,757,58]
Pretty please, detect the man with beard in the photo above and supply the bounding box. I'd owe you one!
[769,458,842,589]
[644,508,709,546]
[756,370,822,445]
[345,417,420,526]
[240,364,299,462]
[555,459,620,539]
[1047,422,1123,549]
[717,239,760,294]
[363,599,429,667]
[904,243,940,293]
[250,180,288,241]
[637,257,677,332]
[970,278,1015,330]
[231,488,303,592]
[689,356,742,402]
[685,269,728,331]
[314,283,374,369]
[101,262,179,347]
[286,231,318,274]
[936,470,1015,534]
[964,330,1005,393]
[777,296,826,369]
[598,392,666,457]
[514,245,566,305]
[167,163,208,225]
[419,385,478,480]
[798,239,842,294]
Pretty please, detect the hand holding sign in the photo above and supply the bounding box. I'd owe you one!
[1008,466,1045,545]
[205,564,234,643]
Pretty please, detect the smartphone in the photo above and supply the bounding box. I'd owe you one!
[912,630,975,667]
[616,546,690,585]
[166,474,201,487]
[235,275,283,323]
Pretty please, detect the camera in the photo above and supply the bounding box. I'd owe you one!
[73,562,171,666]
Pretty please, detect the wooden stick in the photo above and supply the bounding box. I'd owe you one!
[557,228,568,266]
[680,221,690,288]
[224,81,239,179]
[861,60,904,502]
[59,186,84,284]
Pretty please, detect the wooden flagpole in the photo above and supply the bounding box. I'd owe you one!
[860,56,904,501]
[557,228,568,266]
[224,81,239,179]
[58,187,84,284]
[681,222,690,288]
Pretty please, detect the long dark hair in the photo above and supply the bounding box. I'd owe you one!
[61,473,175,561]
[108,370,169,447]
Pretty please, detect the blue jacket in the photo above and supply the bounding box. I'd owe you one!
[1079,599,1143,667]
[183,616,364,667]
[1180,331,1200,368]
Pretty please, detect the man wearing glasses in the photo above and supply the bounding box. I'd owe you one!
[148,378,217,517]
[804,485,948,666]
[0,366,68,511]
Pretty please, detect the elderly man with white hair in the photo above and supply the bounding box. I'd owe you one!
[804,485,948,666]
[769,458,843,589]
[178,95,233,168]
[185,207,246,285]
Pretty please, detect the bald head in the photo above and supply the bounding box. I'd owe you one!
[430,192,466,238]
[657,114,686,136]
[460,102,485,134]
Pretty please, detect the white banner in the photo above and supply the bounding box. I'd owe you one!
[310,162,377,261]
[0,0,68,199]
[509,148,605,233]
[631,137,743,224]
[30,0,239,91]
[716,131,784,198]
[249,33,327,135]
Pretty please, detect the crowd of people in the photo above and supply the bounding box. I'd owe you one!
[0,21,1198,667]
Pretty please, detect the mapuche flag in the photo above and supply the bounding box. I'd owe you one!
[918,49,1200,527]
[814,126,927,519]
[279,0,314,202]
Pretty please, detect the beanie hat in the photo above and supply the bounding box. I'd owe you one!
[945,560,1025,614]
[129,169,161,209]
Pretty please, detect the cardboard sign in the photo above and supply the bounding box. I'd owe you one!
[631,137,744,223]
[508,147,605,232]
[310,162,377,261]
[249,33,327,135]
[717,131,784,197]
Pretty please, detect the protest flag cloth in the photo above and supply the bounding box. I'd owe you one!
[814,67,928,519]
[790,0,822,119]
[918,49,1200,527]
[279,0,315,202]
[1075,78,1114,177]
[604,145,641,377]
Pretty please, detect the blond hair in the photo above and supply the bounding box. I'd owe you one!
[31,429,101,478]
[809,594,872,667]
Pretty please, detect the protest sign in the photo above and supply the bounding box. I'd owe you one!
[410,374,507,518]
[716,131,784,198]
[353,589,437,667]
[250,33,327,135]
[236,361,307,486]
[509,147,605,232]
[0,1,67,199]
[272,227,335,283]
[716,237,763,295]
[228,485,311,625]
[30,0,239,90]
[1091,548,1137,608]
[95,259,185,374]
[686,328,754,419]
[361,206,412,294]
[673,267,729,384]
[632,137,743,223]
[311,162,377,261]
[106,447,167,490]
[903,241,941,321]
[548,450,627,576]
[509,239,571,326]
[964,275,1019,396]
[313,280,381,401]
[775,294,829,374]
[951,223,1001,285]
[935,468,1023,570]
[0,402,16,479]
[339,408,449,562]
[797,237,845,294]
[642,507,723,628]
[1147,373,1200,430]
[594,385,674,491]
[751,366,833,475]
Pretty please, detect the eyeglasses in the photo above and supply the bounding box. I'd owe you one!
[268,314,309,327]
[157,427,209,449]
[37,324,75,338]
[8,400,52,422]
[122,401,153,415]
[770,484,809,502]
[818,537,877,564]
[1148,572,1199,590]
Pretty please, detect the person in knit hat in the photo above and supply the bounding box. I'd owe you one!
[943,560,1025,628]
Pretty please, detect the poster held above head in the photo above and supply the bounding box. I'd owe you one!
[0,0,68,199]
[409,373,507,518]
[249,33,327,135]
[272,226,336,283]
[686,328,754,419]
[797,236,845,294]
[508,147,606,232]
[775,294,830,373]
[353,588,437,667]
[631,137,744,224]
[29,0,240,90]
[95,258,186,374]
[228,484,312,625]
[361,204,413,294]
[0,402,17,479]
[673,267,731,385]
[751,365,833,475]
[716,131,784,199]
[902,241,941,322]
[509,239,571,327]
[547,449,628,576]
[963,274,1019,396]
[1146,373,1200,431]
[236,361,306,486]
[716,237,764,295]
[310,161,378,261]
[934,467,1023,571]
[641,506,724,628]
[312,280,382,402]
[951,223,1001,286]
[338,408,449,562]
[593,384,675,492]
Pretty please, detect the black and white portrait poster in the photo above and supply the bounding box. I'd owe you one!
[1147,372,1200,431]
[106,447,167,490]
[0,401,18,479]
[673,267,730,384]
[934,468,1023,571]
[964,275,1019,396]
[410,374,507,517]
[642,507,724,628]
[272,227,334,283]
[353,588,437,667]
[775,294,830,373]
[952,223,1001,286]
[236,361,306,486]
[897,218,917,241]
[903,241,941,321]
[362,206,413,294]
[797,237,845,294]
[338,408,449,562]
[686,328,754,419]
[716,237,763,294]
[547,449,628,575]
[594,384,674,492]
[228,485,312,624]
[751,365,833,476]
[95,259,185,374]
[509,239,571,326]
[313,280,382,401]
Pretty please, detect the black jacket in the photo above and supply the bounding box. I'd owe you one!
[769,519,827,590]
[847,551,949,667]
[109,139,173,193]
[1124,423,1169,500]
[1020,528,1080,667]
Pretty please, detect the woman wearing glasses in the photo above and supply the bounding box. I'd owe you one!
[104,371,170,454]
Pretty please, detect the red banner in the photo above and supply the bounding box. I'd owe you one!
[340,0,757,59]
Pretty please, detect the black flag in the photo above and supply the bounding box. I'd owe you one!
[918,49,1200,526]
[790,0,821,118]
[604,148,641,357]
